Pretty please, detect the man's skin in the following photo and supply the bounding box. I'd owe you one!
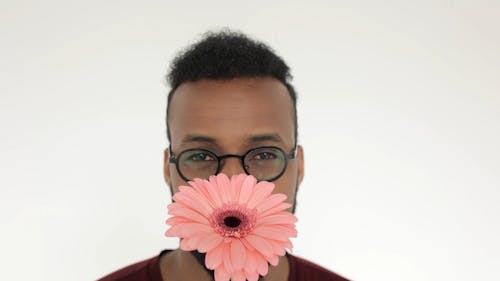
[160,77,305,281]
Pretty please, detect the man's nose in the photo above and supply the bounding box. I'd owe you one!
[219,157,246,177]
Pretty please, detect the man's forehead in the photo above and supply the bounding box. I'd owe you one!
[168,78,295,149]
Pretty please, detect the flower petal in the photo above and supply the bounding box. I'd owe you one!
[257,212,297,225]
[176,222,213,237]
[255,193,287,213]
[240,237,255,252]
[284,239,293,251]
[255,253,269,276]
[168,203,209,224]
[214,265,230,281]
[197,232,223,253]
[188,179,212,204]
[165,223,211,238]
[244,251,258,274]
[247,181,274,209]
[230,239,246,270]
[231,173,247,187]
[165,222,213,238]
[266,239,287,256]
[222,242,234,273]
[215,174,232,204]
[268,254,279,266]
[166,216,191,226]
[259,202,292,217]
[205,243,224,269]
[229,174,245,202]
[164,225,180,237]
[180,237,198,251]
[175,185,213,216]
[204,180,223,208]
[244,270,259,281]
[252,225,296,241]
[238,175,256,204]
[245,234,273,258]
[230,269,246,281]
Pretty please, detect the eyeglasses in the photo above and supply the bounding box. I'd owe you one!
[169,146,297,182]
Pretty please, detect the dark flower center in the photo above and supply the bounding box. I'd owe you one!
[223,216,241,228]
[210,204,258,238]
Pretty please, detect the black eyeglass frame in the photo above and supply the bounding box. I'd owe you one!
[169,145,297,182]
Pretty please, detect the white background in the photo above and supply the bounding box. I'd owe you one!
[1,1,499,280]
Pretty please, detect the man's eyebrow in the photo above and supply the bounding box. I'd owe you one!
[246,133,284,144]
[180,133,284,146]
[180,134,217,146]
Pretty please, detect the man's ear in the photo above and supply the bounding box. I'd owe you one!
[297,145,304,186]
[163,148,172,187]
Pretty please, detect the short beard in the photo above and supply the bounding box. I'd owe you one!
[291,178,299,214]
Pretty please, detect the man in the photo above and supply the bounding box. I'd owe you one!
[99,30,348,281]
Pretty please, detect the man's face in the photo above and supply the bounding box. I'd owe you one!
[163,77,304,211]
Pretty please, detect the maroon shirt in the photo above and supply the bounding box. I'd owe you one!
[98,250,349,281]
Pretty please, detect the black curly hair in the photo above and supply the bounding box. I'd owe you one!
[165,30,298,145]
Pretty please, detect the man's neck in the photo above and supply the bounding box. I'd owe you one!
[159,248,290,281]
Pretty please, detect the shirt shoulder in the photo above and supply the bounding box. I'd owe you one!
[97,250,169,281]
[288,254,350,281]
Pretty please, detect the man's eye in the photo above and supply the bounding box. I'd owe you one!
[253,152,277,160]
[188,153,215,161]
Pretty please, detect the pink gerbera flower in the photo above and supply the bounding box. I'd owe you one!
[165,173,297,281]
